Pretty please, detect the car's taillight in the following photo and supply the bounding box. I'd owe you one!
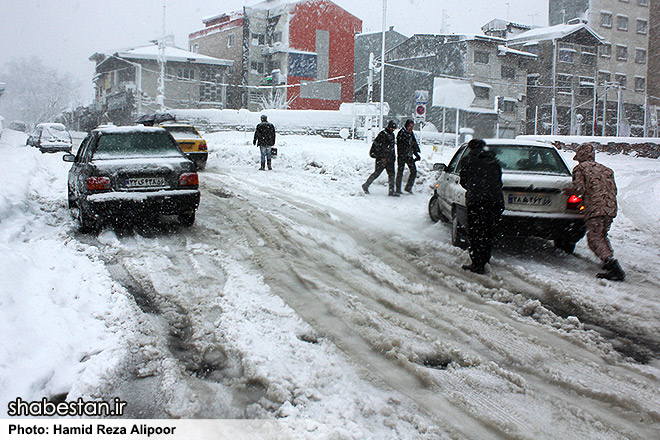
[179,173,199,186]
[567,194,583,211]
[199,141,207,151]
[87,176,111,191]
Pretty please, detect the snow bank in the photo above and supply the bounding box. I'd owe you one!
[518,135,660,159]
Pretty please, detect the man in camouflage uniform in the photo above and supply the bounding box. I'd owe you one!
[566,142,625,281]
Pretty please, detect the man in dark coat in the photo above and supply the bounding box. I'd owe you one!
[395,119,421,194]
[459,139,505,274]
[362,120,398,196]
[564,142,625,281]
[253,114,276,170]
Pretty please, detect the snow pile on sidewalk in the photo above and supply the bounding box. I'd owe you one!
[0,130,132,409]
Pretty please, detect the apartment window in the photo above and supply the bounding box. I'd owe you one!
[637,19,647,34]
[165,67,176,81]
[635,48,647,64]
[251,33,265,46]
[579,77,595,96]
[638,0,648,6]
[473,85,490,99]
[601,12,612,28]
[615,74,627,88]
[191,44,199,53]
[581,49,596,66]
[501,65,515,79]
[474,51,489,64]
[617,15,629,31]
[635,77,646,92]
[272,32,282,43]
[558,43,575,63]
[177,68,195,81]
[600,43,612,58]
[598,71,611,85]
[502,100,516,113]
[228,34,235,48]
[616,45,628,61]
[250,61,264,74]
[557,74,572,94]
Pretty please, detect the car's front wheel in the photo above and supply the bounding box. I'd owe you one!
[451,209,469,249]
[554,238,576,254]
[179,210,196,227]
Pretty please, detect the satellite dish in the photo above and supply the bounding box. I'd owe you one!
[339,128,350,140]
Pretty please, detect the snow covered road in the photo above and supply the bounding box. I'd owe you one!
[1,129,659,439]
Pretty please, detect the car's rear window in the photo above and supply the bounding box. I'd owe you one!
[43,126,71,142]
[93,132,182,159]
[161,126,202,140]
[488,145,570,175]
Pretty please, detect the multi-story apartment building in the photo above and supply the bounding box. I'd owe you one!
[377,34,534,138]
[549,0,652,134]
[189,0,361,111]
[507,22,604,135]
[89,43,233,125]
[353,27,408,98]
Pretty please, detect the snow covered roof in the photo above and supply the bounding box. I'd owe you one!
[497,44,537,59]
[113,45,233,66]
[507,23,604,45]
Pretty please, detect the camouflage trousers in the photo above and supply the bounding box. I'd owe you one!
[586,216,614,262]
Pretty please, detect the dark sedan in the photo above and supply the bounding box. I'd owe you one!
[63,126,200,231]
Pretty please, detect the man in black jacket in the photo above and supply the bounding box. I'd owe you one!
[253,114,276,170]
[362,120,398,196]
[395,119,421,194]
[459,139,504,274]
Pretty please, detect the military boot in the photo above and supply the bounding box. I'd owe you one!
[597,257,626,281]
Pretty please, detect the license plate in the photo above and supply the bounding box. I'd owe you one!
[507,193,552,206]
[125,177,166,188]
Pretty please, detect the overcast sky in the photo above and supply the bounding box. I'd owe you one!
[0,0,547,103]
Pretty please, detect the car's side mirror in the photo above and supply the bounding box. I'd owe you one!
[433,163,447,172]
[63,154,75,163]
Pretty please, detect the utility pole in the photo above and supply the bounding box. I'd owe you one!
[156,5,167,112]
[379,0,387,130]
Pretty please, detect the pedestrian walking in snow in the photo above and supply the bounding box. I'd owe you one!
[395,119,421,194]
[459,139,505,274]
[253,114,276,170]
[564,142,625,281]
[362,120,398,196]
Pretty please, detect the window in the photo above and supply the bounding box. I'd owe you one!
[616,45,628,61]
[635,77,646,92]
[191,44,199,53]
[501,65,515,79]
[598,71,611,85]
[581,49,596,66]
[251,33,265,46]
[269,60,281,71]
[635,48,647,64]
[637,19,647,34]
[615,74,627,88]
[501,100,516,113]
[177,68,194,81]
[165,67,176,81]
[288,53,317,77]
[601,12,612,28]
[617,15,629,31]
[579,77,594,96]
[250,61,264,74]
[228,34,235,48]
[272,32,282,43]
[474,51,489,64]
[473,86,490,99]
[558,43,575,63]
[600,43,612,58]
[638,0,648,6]
[557,74,572,94]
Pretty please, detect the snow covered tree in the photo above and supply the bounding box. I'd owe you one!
[0,57,81,128]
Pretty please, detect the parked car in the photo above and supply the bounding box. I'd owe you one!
[428,139,586,253]
[159,123,208,170]
[8,120,28,132]
[26,123,73,153]
[63,126,200,232]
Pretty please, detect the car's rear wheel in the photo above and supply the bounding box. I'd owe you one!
[78,207,99,233]
[451,209,469,249]
[179,210,196,227]
[554,238,576,254]
[68,188,76,209]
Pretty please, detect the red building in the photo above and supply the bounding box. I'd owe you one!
[189,0,362,110]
